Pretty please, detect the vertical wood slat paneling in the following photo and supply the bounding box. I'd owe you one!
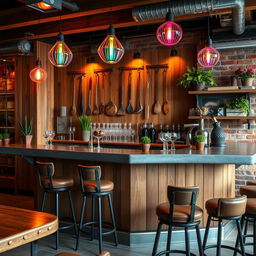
[195,164,204,225]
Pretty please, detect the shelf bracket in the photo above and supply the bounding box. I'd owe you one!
[22,155,36,166]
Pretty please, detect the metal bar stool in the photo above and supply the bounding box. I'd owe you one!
[75,165,118,254]
[35,161,77,250]
[203,196,247,256]
[152,186,204,256]
[234,181,256,256]
[55,251,110,256]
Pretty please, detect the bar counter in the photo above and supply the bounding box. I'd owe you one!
[0,142,255,244]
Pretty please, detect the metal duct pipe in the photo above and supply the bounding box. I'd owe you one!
[0,40,31,54]
[132,0,245,35]
[62,0,80,11]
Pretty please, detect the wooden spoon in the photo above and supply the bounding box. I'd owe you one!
[152,69,161,114]
[134,70,143,114]
[126,71,134,114]
[145,70,151,120]
[77,75,84,116]
[71,76,77,116]
[116,70,125,116]
[85,77,92,116]
[162,69,170,115]
[93,74,100,115]
[105,72,117,116]
[99,73,105,114]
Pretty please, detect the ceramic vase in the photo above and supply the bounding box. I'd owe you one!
[244,78,254,87]
[25,135,32,145]
[210,121,226,147]
[82,130,90,141]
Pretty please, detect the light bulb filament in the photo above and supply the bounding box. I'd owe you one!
[166,26,173,40]
[57,43,64,65]
[36,69,42,81]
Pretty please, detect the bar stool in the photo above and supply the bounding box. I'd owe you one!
[234,182,256,256]
[203,196,247,256]
[35,161,77,250]
[55,251,110,256]
[75,165,118,253]
[152,186,204,256]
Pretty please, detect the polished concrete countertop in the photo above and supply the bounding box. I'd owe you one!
[0,143,255,165]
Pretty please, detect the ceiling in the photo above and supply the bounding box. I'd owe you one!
[0,0,255,44]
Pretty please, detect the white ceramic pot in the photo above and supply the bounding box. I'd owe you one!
[82,131,90,141]
[244,78,254,87]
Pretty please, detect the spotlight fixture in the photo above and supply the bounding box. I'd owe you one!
[48,32,73,67]
[133,52,141,59]
[156,12,183,46]
[30,59,47,83]
[98,25,125,64]
[170,48,178,56]
[25,0,62,12]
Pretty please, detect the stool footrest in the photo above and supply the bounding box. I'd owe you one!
[59,223,76,231]
[156,249,197,256]
[205,244,243,255]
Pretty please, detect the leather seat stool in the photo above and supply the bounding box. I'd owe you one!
[203,196,247,256]
[152,186,204,256]
[55,251,110,256]
[36,161,77,250]
[234,181,256,256]
[76,165,118,254]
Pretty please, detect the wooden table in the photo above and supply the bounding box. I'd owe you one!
[0,205,58,255]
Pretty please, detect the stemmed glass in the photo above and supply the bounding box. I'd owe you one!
[48,131,55,145]
[160,132,170,152]
[93,130,105,150]
[43,131,50,146]
[169,131,177,151]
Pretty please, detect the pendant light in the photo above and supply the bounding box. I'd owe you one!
[48,32,73,67]
[25,0,62,13]
[30,59,47,83]
[156,11,183,46]
[98,25,125,64]
[197,15,220,67]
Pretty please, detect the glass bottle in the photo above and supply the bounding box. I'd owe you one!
[157,124,163,141]
[176,124,181,140]
[194,119,209,147]
[149,122,157,143]
[141,123,149,138]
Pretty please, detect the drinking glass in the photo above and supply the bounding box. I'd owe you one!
[93,130,105,150]
[169,131,177,151]
[43,131,49,146]
[160,132,169,152]
[48,130,55,145]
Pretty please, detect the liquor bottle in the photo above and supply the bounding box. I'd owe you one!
[164,124,170,133]
[149,122,157,143]
[141,123,149,137]
[176,124,181,140]
[157,124,163,141]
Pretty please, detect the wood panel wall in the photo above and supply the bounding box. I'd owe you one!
[54,46,196,138]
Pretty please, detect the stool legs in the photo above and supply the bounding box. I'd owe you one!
[196,226,204,256]
[55,192,59,250]
[91,197,95,241]
[41,192,46,212]
[76,196,87,251]
[152,222,162,256]
[203,215,211,251]
[98,196,103,253]
[107,194,118,246]
[68,190,78,237]
[185,227,191,256]
[217,219,222,256]
[166,225,172,256]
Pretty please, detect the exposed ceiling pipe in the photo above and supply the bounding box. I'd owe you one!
[62,0,79,11]
[132,0,245,35]
[0,40,31,54]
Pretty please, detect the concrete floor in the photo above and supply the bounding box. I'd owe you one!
[1,225,253,256]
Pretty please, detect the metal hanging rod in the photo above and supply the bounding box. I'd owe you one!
[94,68,113,74]
[146,64,168,70]
[68,72,86,77]
[119,66,144,71]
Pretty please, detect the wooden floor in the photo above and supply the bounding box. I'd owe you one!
[0,193,34,210]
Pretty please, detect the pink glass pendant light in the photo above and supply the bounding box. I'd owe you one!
[29,59,47,83]
[98,25,125,64]
[156,12,183,46]
[198,37,220,67]
[48,32,73,67]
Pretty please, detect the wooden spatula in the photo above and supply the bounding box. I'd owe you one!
[134,70,143,114]
[162,69,170,115]
[99,73,105,115]
[105,72,117,116]
[85,77,92,116]
[145,70,151,120]
[93,74,100,115]
[71,76,77,116]
[126,71,134,114]
[116,70,125,116]
[152,69,161,114]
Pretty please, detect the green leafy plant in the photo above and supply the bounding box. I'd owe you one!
[194,135,206,143]
[19,116,33,136]
[2,133,10,139]
[179,67,217,89]
[140,136,151,144]
[78,115,92,131]
[225,97,250,115]
[235,68,254,81]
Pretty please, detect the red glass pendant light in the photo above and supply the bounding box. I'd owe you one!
[98,25,125,64]
[198,37,220,67]
[48,32,73,67]
[30,59,47,83]
[156,12,183,46]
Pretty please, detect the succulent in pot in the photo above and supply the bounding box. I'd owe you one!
[3,132,10,145]
[78,115,92,141]
[19,116,33,145]
[194,134,205,151]
[179,67,217,91]
[140,136,151,153]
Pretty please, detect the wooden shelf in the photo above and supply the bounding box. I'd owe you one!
[188,89,256,95]
[0,91,15,95]
[0,164,15,168]
[0,126,15,129]
[188,116,256,120]
[0,109,15,112]
[0,176,15,180]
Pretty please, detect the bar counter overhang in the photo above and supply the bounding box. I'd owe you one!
[0,142,255,245]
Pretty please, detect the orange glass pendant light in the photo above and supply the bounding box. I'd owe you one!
[48,32,73,67]
[98,25,125,64]
[30,59,47,83]
[156,12,183,46]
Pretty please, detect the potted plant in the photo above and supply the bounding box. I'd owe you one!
[225,97,250,117]
[19,116,33,145]
[78,115,92,141]
[194,135,205,151]
[179,67,217,91]
[140,136,151,153]
[3,132,10,145]
[235,68,255,87]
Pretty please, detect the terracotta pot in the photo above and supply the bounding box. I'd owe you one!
[195,142,205,151]
[82,131,90,141]
[142,144,151,153]
[4,138,10,145]
[25,135,32,145]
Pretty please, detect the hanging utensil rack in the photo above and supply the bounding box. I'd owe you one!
[68,72,86,77]
[119,66,144,71]
[94,68,112,74]
[146,64,168,70]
